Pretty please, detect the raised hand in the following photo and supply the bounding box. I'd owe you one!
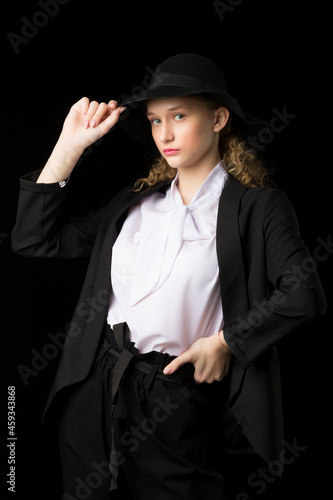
[59,97,126,155]
[37,98,126,184]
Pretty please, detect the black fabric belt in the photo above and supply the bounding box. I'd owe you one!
[103,340,197,389]
[104,322,197,492]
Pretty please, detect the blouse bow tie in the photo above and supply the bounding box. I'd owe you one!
[130,200,216,307]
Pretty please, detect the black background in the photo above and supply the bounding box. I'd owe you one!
[1,1,331,499]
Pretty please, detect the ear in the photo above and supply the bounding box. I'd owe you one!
[213,107,229,132]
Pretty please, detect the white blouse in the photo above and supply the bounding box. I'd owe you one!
[107,161,228,355]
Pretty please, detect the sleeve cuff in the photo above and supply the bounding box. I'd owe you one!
[20,169,70,192]
[223,326,250,369]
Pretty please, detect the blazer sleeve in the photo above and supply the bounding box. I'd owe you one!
[11,170,105,259]
[224,189,327,368]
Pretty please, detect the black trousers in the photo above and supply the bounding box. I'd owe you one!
[59,324,239,500]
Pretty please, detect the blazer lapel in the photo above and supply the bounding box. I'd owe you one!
[216,175,249,399]
[217,175,249,323]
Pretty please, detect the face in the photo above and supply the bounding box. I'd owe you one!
[146,96,229,173]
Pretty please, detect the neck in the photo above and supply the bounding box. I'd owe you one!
[177,156,221,205]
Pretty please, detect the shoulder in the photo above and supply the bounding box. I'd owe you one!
[222,175,298,231]
[240,187,301,242]
[241,184,295,215]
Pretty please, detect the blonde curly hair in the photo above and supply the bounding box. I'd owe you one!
[133,95,272,191]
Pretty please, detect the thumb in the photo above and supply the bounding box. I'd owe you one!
[163,350,191,375]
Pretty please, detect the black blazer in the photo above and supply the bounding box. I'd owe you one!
[11,169,327,466]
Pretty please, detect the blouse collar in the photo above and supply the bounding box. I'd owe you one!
[170,160,228,210]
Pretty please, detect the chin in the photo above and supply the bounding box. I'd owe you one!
[163,157,188,170]
[161,157,180,169]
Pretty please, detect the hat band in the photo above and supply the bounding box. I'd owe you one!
[148,73,228,95]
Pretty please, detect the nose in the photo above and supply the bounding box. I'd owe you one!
[159,122,174,143]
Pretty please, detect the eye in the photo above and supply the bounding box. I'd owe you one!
[174,113,185,121]
[150,118,161,125]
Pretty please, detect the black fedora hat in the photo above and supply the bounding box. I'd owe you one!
[118,53,267,148]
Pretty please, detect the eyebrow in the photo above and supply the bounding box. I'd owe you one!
[146,105,190,116]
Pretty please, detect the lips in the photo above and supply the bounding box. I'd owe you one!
[163,148,180,155]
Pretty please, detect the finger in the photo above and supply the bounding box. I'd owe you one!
[83,101,100,128]
[163,350,191,375]
[108,100,119,109]
[80,97,90,117]
[89,102,110,128]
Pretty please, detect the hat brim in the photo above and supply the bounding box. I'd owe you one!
[118,86,267,149]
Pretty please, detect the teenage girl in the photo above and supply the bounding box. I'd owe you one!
[12,53,326,499]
